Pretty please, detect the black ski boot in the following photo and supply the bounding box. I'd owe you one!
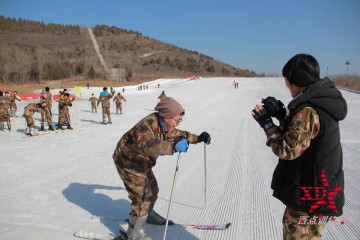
[146,202,174,225]
[67,124,73,130]
[58,124,65,130]
[40,126,45,131]
[48,125,55,131]
[7,121,11,131]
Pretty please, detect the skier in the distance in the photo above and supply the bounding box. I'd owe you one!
[113,92,126,114]
[0,91,11,131]
[23,102,48,135]
[89,93,98,113]
[97,87,114,124]
[113,97,211,240]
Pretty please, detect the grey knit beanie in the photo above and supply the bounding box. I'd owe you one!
[155,97,185,119]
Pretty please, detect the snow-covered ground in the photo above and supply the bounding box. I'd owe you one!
[1,77,359,240]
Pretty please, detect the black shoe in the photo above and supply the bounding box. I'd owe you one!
[108,121,112,124]
[67,124,73,130]
[58,124,65,130]
[48,125,55,131]
[146,210,174,225]
[40,126,45,131]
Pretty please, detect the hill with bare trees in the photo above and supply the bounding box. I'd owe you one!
[0,16,255,86]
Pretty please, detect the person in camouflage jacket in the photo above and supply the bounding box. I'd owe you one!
[0,91,11,131]
[113,97,211,240]
[89,93,98,113]
[113,92,126,114]
[97,87,114,124]
[8,91,22,117]
[23,102,49,135]
[58,93,73,130]
[39,92,55,131]
[44,87,53,116]
[252,54,347,240]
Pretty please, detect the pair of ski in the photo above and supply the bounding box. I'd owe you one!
[74,216,231,240]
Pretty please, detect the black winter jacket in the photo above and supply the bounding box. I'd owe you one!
[271,78,347,216]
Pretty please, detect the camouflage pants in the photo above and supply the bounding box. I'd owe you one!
[116,167,159,218]
[102,107,111,122]
[10,103,17,115]
[115,103,123,114]
[24,110,51,128]
[59,109,70,125]
[42,109,53,125]
[24,115,35,128]
[283,207,325,240]
[0,109,10,122]
[91,103,97,113]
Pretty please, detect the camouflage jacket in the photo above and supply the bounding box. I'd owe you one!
[23,103,43,116]
[0,96,10,114]
[113,113,199,177]
[97,92,114,108]
[8,94,22,105]
[89,96,97,104]
[45,91,52,104]
[58,96,72,110]
[113,94,126,104]
[266,107,320,160]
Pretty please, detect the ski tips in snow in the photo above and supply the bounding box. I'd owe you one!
[186,222,231,230]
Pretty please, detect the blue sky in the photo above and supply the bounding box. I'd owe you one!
[1,0,359,76]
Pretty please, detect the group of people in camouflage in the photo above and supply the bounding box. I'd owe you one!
[88,87,127,123]
[1,86,129,136]
[22,87,74,135]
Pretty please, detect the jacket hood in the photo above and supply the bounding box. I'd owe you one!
[288,78,347,121]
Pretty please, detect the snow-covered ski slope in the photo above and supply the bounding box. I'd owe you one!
[1,77,359,240]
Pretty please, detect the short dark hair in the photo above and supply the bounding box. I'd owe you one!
[45,87,50,91]
[282,53,320,87]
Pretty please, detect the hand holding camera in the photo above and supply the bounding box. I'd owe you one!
[261,96,286,121]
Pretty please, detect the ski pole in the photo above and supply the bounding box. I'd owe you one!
[204,143,207,209]
[163,153,181,240]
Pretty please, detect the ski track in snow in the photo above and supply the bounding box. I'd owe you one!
[0,77,360,240]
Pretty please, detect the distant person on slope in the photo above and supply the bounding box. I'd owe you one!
[58,93,73,130]
[97,87,114,124]
[23,102,52,135]
[8,91,22,117]
[113,97,211,240]
[89,93,98,113]
[252,53,347,240]
[39,92,55,131]
[113,92,126,114]
[44,87,53,116]
[0,91,11,131]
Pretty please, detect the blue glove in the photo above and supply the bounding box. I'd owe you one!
[174,138,189,153]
